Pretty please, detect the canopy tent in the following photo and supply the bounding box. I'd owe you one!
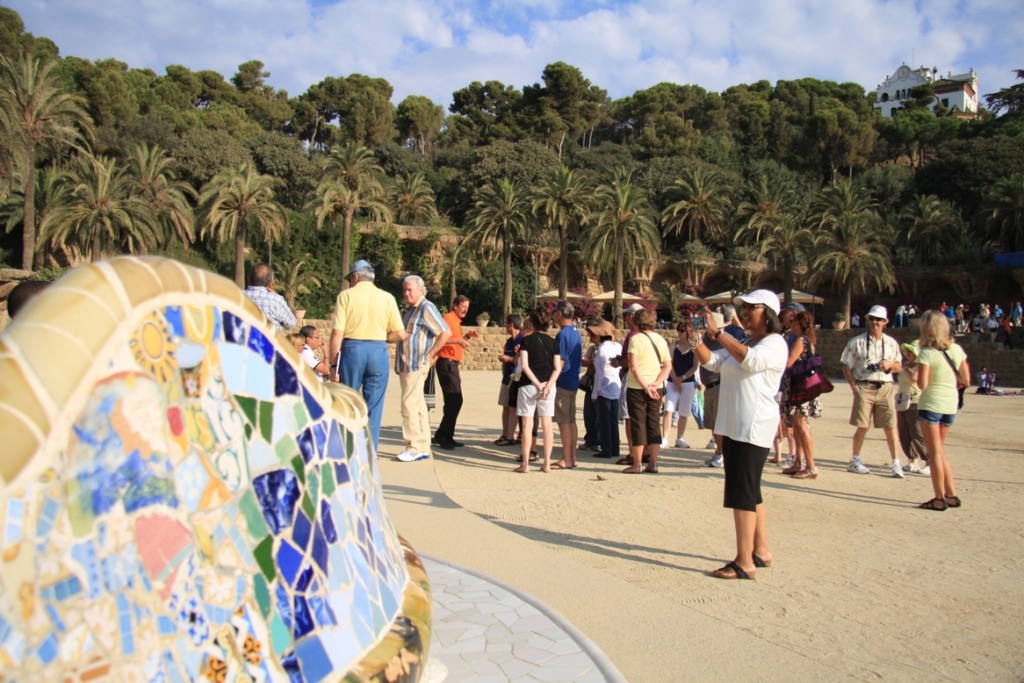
[534,289,588,302]
[678,293,704,304]
[701,290,737,305]
[778,289,826,305]
[589,290,644,302]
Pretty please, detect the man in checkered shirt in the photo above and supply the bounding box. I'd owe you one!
[244,263,296,331]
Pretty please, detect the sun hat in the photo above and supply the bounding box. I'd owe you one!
[900,341,919,357]
[733,289,781,315]
[348,259,374,276]
[586,319,616,339]
[622,303,644,315]
[780,301,806,313]
[867,305,888,321]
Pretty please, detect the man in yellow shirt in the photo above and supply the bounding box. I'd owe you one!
[328,260,406,451]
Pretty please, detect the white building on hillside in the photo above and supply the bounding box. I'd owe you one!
[874,63,979,118]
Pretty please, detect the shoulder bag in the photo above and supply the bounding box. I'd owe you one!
[788,338,834,405]
[642,333,668,397]
[940,348,969,390]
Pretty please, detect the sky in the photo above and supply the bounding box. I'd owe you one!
[6,0,1023,110]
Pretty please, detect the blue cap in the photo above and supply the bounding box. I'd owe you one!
[348,259,374,276]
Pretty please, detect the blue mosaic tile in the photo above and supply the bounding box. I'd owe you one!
[222,311,246,344]
[36,632,58,665]
[325,421,345,460]
[292,511,312,551]
[311,525,329,573]
[297,428,316,463]
[274,353,299,397]
[333,462,350,487]
[295,636,333,683]
[35,496,60,537]
[117,594,135,655]
[313,423,328,461]
[281,650,302,683]
[247,327,274,364]
[307,593,336,628]
[320,501,337,544]
[253,470,300,535]
[302,386,324,420]
[274,583,294,631]
[163,306,185,337]
[292,595,314,638]
[294,564,314,593]
[276,541,303,587]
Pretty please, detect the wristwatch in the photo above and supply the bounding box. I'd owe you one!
[711,329,723,340]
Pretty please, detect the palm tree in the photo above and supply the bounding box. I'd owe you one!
[391,172,439,225]
[429,241,481,307]
[735,175,813,303]
[2,165,66,265]
[983,173,1024,252]
[0,52,93,270]
[809,179,894,323]
[39,154,160,261]
[661,166,733,247]
[532,165,589,299]
[199,163,288,287]
[899,194,963,263]
[582,168,661,325]
[125,143,197,250]
[274,254,325,309]
[315,141,392,284]
[465,178,532,318]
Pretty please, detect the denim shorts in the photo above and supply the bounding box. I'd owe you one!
[917,409,955,426]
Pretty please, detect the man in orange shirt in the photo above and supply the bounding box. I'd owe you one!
[434,295,476,449]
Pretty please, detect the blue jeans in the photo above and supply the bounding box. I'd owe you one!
[340,339,390,451]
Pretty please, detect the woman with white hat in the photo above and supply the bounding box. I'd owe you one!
[693,289,788,580]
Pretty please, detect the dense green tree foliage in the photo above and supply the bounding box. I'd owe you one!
[1,6,1021,319]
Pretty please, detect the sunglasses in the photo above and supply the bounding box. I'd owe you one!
[867,317,885,323]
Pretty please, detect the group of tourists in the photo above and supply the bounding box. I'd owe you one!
[892,300,1023,347]
[241,261,975,581]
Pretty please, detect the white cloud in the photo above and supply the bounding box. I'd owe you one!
[6,0,1022,108]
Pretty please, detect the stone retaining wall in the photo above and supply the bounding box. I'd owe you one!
[303,320,1024,386]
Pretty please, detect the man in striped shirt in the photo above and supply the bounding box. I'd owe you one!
[395,275,451,462]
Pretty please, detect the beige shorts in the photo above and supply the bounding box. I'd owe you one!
[517,384,555,418]
[497,381,511,407]
[703,383,719,431]
[554,388,577,424]
[849,382,897,429]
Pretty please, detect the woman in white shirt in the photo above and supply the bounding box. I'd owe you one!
[589,319,623,463]
[693,290,788,580]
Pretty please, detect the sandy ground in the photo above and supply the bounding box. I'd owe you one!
[375,371,1024,682]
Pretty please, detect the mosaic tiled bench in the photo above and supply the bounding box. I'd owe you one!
[0,257,431,682]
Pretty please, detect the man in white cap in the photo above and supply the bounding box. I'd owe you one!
[328,259,406,452]
[840,304,904,477]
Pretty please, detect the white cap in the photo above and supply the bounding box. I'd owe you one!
[623,303,644,315]
[733,289,781,315]
[867,305,888,321]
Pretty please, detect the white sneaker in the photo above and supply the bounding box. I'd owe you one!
[671,416,678,427]
[918,465,931,476]
[891,462,904,478]
[661,438,669,447]
[847,458,870,474]
[675,438,690,449]
[397,450,430,462]
[706,439,717,449]
[705,454,723,468]
[903,461,922,473]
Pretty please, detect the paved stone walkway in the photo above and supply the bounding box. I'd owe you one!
[422,556,626,683]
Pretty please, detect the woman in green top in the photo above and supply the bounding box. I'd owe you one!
[916,311,971,511]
